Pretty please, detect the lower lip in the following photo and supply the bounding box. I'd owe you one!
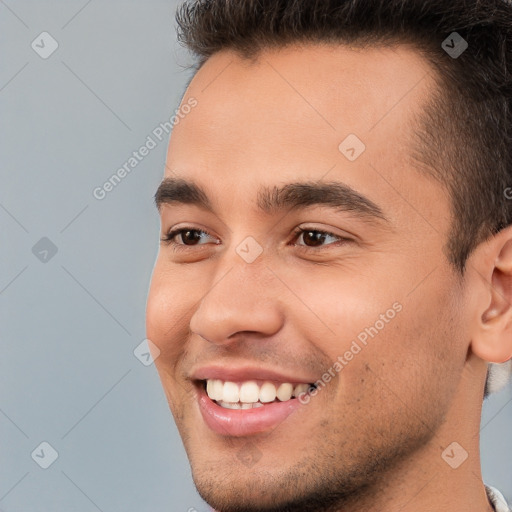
[197,386,303,437]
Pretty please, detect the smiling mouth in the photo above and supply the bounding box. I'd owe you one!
[200,379,317,409]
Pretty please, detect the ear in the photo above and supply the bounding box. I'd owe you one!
[469,225,512,364]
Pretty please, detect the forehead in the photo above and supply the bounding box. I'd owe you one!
[168,43,433,166]
[164,43,446,232]
[181,44,430,120]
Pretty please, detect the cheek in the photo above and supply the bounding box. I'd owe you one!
[278,263,400,350]
[146,271,194,417]
[343,280,464,418]
[146,264,192,361]
[288,263,463,403]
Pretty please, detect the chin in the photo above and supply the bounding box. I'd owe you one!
[188,452,367,512]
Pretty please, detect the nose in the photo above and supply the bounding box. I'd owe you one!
[189,259,284,345]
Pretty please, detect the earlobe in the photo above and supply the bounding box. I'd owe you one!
[470,228,512,364]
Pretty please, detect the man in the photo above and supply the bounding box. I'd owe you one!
[146,1,512,510]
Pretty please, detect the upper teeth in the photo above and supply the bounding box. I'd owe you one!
[206,379,311,404]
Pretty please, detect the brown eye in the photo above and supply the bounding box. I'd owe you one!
[295,229,340,248]
[301,230,328,247]
[161,227,217,247]
[179,229,203,245]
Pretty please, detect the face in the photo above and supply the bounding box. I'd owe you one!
[146,44,471,511]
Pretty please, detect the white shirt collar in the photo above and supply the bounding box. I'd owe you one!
[486,485,511,512]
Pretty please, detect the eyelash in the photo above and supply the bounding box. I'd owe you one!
[160,226,349,252]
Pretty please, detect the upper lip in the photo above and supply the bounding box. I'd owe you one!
[190,364,317,384]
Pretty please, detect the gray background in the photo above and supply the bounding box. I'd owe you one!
[1,1,511,510]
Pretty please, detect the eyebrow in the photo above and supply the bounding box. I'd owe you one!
[154,177,388,223]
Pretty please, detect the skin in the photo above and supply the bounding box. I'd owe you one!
[146,43,512,512]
